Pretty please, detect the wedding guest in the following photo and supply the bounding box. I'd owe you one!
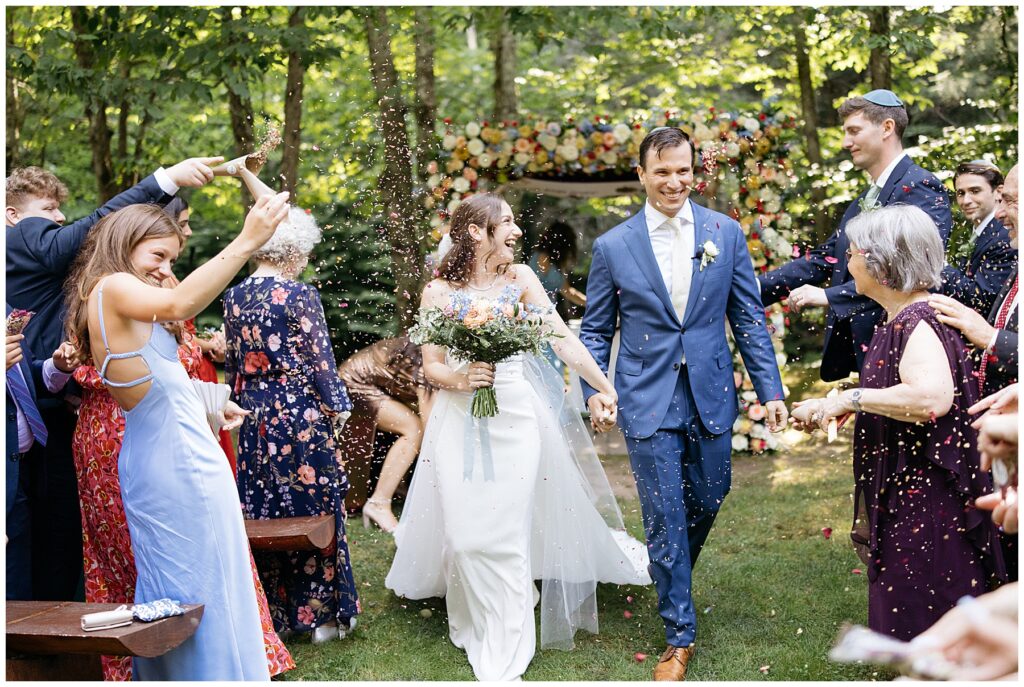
[69,316,293,679]
[63,194,290,680]
[224,166,358,644]
[793,205,1005,641]
[759,90,952,382]
[970,383,1019,579]
[6,321,77,601]
[530,222,588,372]
[161,195,237,468]
[941,160,1016,314]
[930,163,1018,398]
[6,157,219,601]
[338,335,432,532]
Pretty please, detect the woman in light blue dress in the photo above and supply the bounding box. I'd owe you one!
[528,222,587,372]
[63,191,291,680]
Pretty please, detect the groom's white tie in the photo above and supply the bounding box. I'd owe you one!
[667,216,692,324]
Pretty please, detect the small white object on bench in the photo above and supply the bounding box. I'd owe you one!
[80,606,133,632]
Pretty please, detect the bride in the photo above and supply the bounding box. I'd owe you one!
[386,193,651,681]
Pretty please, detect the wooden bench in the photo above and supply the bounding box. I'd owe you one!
[245,513,335,551]
[6,600,203,681]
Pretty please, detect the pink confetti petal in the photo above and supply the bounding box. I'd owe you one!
[624,610,633,619]
[626,595,634,603]
[634,652,648,662]
[824,256,839,264]
[821,527,833,539]
[852,568,863,575]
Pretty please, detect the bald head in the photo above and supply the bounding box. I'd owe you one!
[995,164,1018,244]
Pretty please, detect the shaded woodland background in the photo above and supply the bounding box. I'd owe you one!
[6,5,1018,357]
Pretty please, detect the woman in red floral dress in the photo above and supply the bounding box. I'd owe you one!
[71,314,294,680]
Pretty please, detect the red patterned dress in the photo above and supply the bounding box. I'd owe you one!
[72,328,294,680]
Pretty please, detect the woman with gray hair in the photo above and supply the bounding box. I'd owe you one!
[792,204,1005,640]
[223,166,359,644]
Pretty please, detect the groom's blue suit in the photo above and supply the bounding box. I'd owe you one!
[580,199,784,647]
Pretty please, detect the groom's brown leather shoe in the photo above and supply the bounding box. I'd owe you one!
[653,644,696,681]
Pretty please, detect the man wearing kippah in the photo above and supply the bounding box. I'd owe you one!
[941,160,1017,314]
[759,90,953,381]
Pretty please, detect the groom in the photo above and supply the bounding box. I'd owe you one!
[580,127,787,680]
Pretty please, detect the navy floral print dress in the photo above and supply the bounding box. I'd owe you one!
[224,276,359,633]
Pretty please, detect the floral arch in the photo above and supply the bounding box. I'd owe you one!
[424,105,800,453]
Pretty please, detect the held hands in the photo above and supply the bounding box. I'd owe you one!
[240,191,290,250]
[587,392,618,433]
[6,334,24,371]
[218,400,251,432]
[928,294,996,349]
[52,341,83,373]
[165,157,223,188]
[464,362,496,391]
[787,285,828,312]
[791,393,851,433]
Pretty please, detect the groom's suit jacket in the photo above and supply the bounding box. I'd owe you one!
[758,155,952,381]
[580,200,785,440]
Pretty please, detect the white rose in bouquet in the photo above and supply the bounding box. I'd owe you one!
[538,133,558,151]
[725,141,741,158]
[742,117,761,133]
[477,153,493,168]
[514,152,532,166]
[465,122,481,138]
[601,150,618,165]
[731,434,750,452]
[443,134,457,151]
[557,144,579,161]
[447,198,462,213]
[453,176,471,193]
[613,123,632,143]
[693,124,714,142]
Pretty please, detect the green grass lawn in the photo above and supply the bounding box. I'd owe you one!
[278,428,896,681]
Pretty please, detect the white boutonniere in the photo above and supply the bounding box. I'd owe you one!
[700,240,719,271]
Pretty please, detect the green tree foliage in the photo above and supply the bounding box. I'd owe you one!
[6,5,1018,359]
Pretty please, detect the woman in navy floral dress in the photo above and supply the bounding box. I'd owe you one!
[224,193,358,644]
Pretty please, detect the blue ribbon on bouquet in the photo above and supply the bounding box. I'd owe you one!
[462,414,495,482]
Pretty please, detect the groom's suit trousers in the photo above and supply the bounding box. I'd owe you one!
[625,366,731,647]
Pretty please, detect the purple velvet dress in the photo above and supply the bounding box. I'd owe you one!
[852,302,1005,640]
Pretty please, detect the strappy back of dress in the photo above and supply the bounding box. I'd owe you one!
[96,277,154,389]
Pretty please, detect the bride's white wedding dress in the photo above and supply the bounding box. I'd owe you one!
[386,349,651,681]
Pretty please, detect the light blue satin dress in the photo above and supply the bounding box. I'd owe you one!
[96,281,269,681]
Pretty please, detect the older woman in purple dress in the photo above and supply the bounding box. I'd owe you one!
[793,205,1006,640]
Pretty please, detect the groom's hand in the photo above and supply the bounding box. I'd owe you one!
[764,400,788,432]
[588,393,617,433]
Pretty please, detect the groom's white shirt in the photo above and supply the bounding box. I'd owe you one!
[645,198,695,295]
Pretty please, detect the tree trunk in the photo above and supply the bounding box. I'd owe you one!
[792,9,830,241]
[71,6,117,202]
[6,15,22,168]
[281,7,306,197]
[868,7,892,90]
[412,6,438,179]
[221,7,256,208]
[492,9,517,121]
[363,6,424,329]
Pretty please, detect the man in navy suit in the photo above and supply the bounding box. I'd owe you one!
[758,90,953,381]
[580,127,787,680]
[5,156,219,599]
[941,160,1017,314]
[6,306,79,600]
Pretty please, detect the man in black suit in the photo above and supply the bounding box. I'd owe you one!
[942,160,1017,314]
[758,90,953,381]
[5,156,219,599]
[931,163,1018,398]
[6,308,79,600]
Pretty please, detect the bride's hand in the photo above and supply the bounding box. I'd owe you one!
[465,362,495,391]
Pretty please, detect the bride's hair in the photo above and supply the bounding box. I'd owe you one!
[437,193,506,286]
[64,203,186,363]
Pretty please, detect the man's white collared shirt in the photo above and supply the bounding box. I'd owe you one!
[869,152,908,190]
[645,199,695,295]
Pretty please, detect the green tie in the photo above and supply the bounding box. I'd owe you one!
[864,184,880,205]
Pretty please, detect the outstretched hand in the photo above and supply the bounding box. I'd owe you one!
[240,191,290,249]
[165,156,223,188]
[218,400,251,432]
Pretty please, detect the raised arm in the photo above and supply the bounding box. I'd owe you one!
[104,192,290,325]
[295,285,352,414]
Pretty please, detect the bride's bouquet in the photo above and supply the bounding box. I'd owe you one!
[410,290,556,417]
